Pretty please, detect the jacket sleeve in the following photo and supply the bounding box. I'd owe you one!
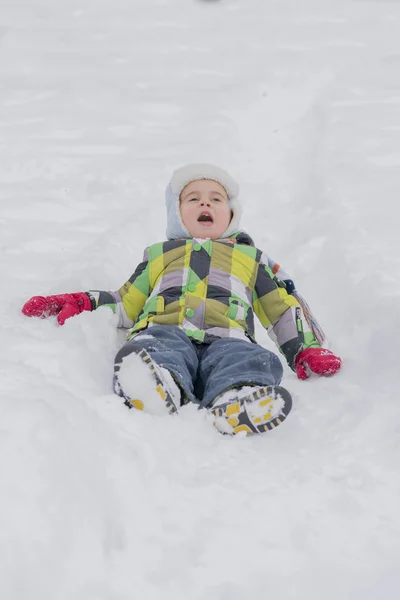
[264,255,297,293]
[253,256,320,370]
[85,250,151,329]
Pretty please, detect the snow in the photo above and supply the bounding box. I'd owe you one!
[1,0,400,598]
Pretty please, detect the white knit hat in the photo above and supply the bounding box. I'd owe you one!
[165,163,242,240]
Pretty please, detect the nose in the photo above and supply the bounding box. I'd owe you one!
[200,199,211,206]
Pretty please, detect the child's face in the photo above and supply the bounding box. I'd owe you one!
[180,179,232,240]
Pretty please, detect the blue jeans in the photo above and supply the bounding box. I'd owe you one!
[114,325,283,408]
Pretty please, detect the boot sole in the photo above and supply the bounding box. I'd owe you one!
[116,349,179,415]
[211,385,292,435]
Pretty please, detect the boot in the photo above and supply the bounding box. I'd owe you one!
[114,349,181,415]
[210,385,292,435]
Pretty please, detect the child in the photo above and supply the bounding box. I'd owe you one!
[22,164,341,435]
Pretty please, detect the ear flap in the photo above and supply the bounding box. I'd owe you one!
[221,198,242,238]
[165,182,191,240]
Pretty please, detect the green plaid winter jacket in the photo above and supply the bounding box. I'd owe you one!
[87,232,320,370]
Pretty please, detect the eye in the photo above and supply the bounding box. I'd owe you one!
[212,197,221,202]
[188,197,198,202]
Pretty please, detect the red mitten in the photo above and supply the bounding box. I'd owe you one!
[22,293,92,326]
[295,347,342,380]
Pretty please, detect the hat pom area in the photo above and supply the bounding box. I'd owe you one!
[165,163,242,240]
[169,163,239,200]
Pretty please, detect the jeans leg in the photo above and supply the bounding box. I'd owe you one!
[198,338,283,408]
[114,326,199,403]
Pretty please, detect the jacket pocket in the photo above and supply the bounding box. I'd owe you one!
[226,298,247,324]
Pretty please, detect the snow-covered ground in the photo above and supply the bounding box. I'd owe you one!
[1,0,400,598]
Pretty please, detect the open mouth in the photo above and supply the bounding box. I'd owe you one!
[197,211,213,223]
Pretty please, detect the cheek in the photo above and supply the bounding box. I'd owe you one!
[180,204,195,224]
[221,206,232,224]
